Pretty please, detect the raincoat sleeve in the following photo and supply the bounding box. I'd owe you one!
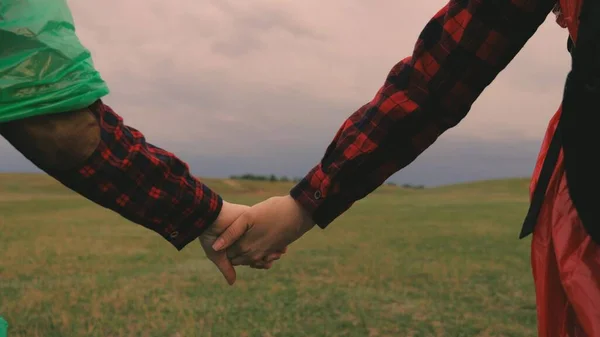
[290,0,556,227]
[0,0,109,122]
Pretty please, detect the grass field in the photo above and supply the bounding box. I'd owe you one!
[0,173,537,337]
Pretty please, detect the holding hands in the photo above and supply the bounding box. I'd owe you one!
[199,196,315,284]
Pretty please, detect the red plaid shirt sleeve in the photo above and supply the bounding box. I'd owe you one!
[48,102,222,250]
[291,0,556,228]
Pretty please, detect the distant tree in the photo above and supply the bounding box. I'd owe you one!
[401,183,425,189]
[232,173,265,181]
[229,173,301,182]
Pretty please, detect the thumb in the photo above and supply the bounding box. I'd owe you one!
[212,213,250,251]
[208,251,237,285]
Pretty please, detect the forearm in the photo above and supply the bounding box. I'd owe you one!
[0,101,221,250]
[291,0,555,228]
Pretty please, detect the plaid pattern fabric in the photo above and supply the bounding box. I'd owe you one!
[49,101,222,250]
[291,0,557,228]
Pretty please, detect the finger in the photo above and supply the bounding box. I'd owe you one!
[231,255,252,266]
[231,250,281,265]
[250,258,269,268]
[264,253,282,262]
[212,214,250,251]
[225,244,246,260]
[249,254,279,268]
[249,261,273,269]
[229,246,283,260]
[208,252,237,285]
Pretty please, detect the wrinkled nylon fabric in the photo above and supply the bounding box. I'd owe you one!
[528,1,600,335]
[530,108,600,336]
[0,0,109,123]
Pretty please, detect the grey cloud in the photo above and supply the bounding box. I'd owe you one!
[103,73,357,156]
[208,0,323,39]
[207,0,325,57]
[180,136,543,188]
[212,35,264,57]
[0,134,542,187]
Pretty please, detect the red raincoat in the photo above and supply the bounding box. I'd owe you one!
[530,1,600,335]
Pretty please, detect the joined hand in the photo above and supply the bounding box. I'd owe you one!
[213,195,315,270]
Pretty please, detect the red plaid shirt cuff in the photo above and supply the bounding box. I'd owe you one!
[290,164,354,229]
[48,101,223,250]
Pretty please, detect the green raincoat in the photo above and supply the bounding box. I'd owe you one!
[0,316,6,337]
[0,0,109,123]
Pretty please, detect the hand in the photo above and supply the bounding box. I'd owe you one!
[212,195,315,268]
[198,201,249,285]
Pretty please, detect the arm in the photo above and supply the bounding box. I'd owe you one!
[291,0,556,227]
[206,0,558,271]
[0,101,221,251]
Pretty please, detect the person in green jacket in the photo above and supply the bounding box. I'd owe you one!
[0,0,284,284]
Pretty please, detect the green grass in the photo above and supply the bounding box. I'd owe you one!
[0,173,537,337]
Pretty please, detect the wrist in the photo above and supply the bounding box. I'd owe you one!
[286,195,316,233]
[210,200,230,228]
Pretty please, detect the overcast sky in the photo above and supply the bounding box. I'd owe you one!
[0,0,572,186]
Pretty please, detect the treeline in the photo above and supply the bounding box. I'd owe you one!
[229,174,302,183]
[386,182,425,189]
[230,174,425,189]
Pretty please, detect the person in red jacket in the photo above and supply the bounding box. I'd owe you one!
[214,0,600,335]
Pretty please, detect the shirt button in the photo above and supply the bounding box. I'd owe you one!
[170,231,179,239]
[314,190,322,200]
